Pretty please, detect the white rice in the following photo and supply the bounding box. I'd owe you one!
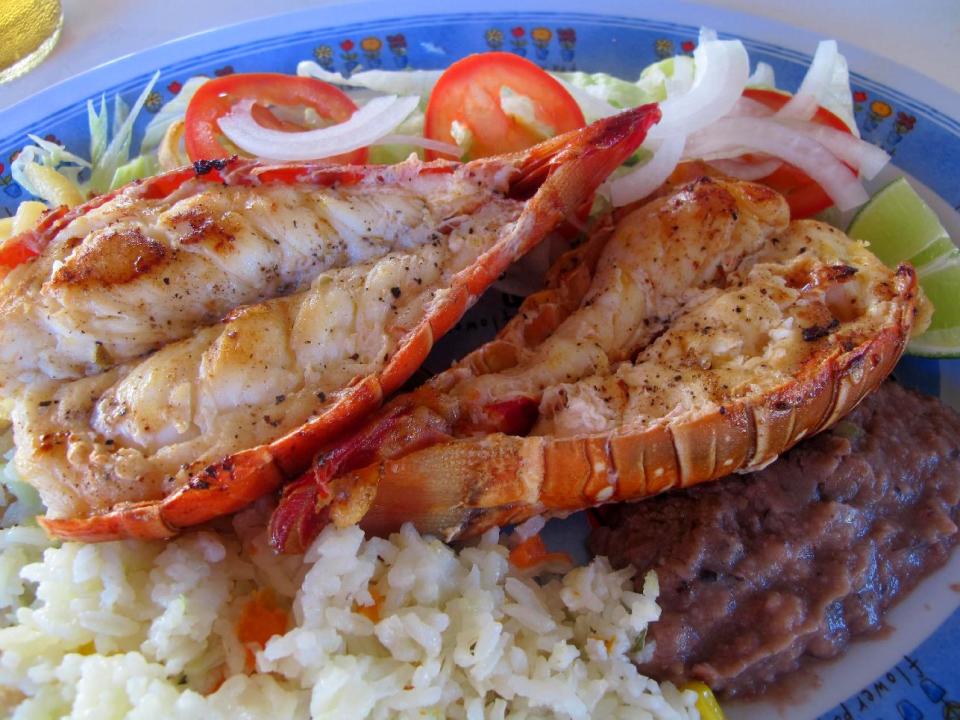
[0,434,700,719]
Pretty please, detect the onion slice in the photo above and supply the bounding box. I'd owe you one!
[554,78,620,121]
[218,95,420,162]
[747,61,776,88]
[685,116,869,210]
[374,134,462,158]
[780,120,889,178]
[729,96,775,117]
[709,156,783,181]
[776,40,838,121]
[695,121,888,181]
[608,136,686,207]
[664,56,696,97]
[649,31,750,139]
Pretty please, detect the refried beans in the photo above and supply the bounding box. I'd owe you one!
[589,382,960,697]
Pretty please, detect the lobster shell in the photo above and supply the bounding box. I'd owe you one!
[333,208,926,542]
[34,105,661,542]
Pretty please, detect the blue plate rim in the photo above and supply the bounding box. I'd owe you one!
[3,0,960,140]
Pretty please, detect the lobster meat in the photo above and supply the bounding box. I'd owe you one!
[18,105,660,541]
[269,176,928,552]
[0,122,624,395]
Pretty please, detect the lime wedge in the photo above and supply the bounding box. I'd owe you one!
[909,236,957,268]
[847,177,952,267]
[904,326,960,358]
[846,177,960,358]
[918,259,960,331]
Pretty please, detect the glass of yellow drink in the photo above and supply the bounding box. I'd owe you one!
[0,0,63,84]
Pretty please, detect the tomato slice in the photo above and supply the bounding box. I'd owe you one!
[184,73,366,164]
[738,88,854,218]
[424,52,585,160]
[0,234,41,270]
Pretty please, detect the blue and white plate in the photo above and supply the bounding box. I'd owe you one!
[1,2,957,717]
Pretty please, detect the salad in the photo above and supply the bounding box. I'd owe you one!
[4,28,955,355]
[3,29,883,215]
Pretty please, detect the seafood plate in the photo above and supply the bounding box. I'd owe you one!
[0,4,958,719]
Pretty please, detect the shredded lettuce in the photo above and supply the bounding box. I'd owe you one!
[367,146,412,165]
[141,76,209,152]
[87,95,108,168]
[561,49,855,137]
[14,134,89,181]
[11,134,89,202]
[500,87,555,139]
[297,63,439,162]
[636,56,696,102]
[813,52,858,136]
[88,71,160,193]
[298,62,442,105]
[448,119,474,158]
[112,93,130,140]
[13,71,163,206]
[554,58,695,116]
[555,71,654,109]
[552,77,617,122]
[368,109,427,164]
[110,153,159,189]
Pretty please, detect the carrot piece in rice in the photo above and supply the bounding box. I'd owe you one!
[236,588,289,671]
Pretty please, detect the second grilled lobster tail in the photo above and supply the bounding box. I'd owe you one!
[269,176,927,552]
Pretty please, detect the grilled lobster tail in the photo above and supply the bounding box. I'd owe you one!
[268,177,927,550]
[34,105,661,542]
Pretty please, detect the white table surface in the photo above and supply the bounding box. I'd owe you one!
[0,0,958,110]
